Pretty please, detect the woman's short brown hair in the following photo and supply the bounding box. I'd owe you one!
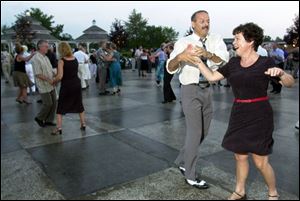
[233,22,264,51]
[58,42,73,58]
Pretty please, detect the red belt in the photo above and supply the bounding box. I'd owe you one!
[234,96,269,103]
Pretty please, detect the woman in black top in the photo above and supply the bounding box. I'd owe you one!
[13,43,35,104]
[191,23,294,200]
[51,42,86,135]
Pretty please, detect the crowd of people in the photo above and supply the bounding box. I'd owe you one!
[0,9,299,200]
[0,40,126,133]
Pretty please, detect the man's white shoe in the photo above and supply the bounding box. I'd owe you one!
[185,179,209,189]
[178,166,186,176]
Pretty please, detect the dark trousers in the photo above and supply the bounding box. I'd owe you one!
[271,62,284,92]
[163,66,176,102]
[37,90,57,122]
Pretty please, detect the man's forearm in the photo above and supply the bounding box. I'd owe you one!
[167,55,181,72]
[206,51,223,64]
[36,74,51,82]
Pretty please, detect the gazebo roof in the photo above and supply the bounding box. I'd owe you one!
[76,33,108,41]
[83,25,107,33]
[1,16,59,42]
[75,20,108,42]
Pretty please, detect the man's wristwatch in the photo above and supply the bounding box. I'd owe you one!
[207,52,214,59]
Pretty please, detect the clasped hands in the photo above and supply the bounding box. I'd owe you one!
[178,44,211,66]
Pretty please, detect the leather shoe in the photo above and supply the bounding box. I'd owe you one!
[35,117,45,127]
[45,122,56,126]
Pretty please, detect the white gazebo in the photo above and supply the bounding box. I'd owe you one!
[75,20,109,52]
[1,16,60,53]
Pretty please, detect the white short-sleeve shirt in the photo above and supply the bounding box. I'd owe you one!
[166,33,229,85]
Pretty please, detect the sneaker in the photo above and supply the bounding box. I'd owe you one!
[185,178,209,189]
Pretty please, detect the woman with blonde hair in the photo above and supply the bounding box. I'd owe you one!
[51,42,86,135]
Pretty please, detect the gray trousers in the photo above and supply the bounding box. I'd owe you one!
[2,63,11,82]
[175,85,213,180]
[98,65,107,93]
[37,90,57,123]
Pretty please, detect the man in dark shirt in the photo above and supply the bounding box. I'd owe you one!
[46,45,58,69]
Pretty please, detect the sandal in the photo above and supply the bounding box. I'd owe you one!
[228,191,247,200]
[22,100,32,104]
[80,124,86,131]
[51,128,62,135]
[16,99,23,104]
[268,194,279,200]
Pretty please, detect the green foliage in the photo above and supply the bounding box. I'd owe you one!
[142,25,178,48]
[124,9,178,49]
[13,15,35,45]
[88,43,100,52]
[284,14,299,46]
[16,7,73,40]
[124,9,148,48]
[263,35,272,42]
[109,19,128,49]
[60,33,73,41]
[1,24,10,35]
[120,50,132,58]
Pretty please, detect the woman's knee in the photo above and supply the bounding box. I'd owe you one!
[252,154,268,170]
[234,153,249,162]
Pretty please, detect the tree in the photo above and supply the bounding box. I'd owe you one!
[1,24,10,35]
[275,37,283,42]
[16,8,73,40]
[124,9,178,48]
[60,33,73,41]
[161,27,179,42]
[263,35,272,42]
[124,9,148,48]
[13,14,35,45]
[109,19,128,49]
[284,14,299,46]
[142,25,162,48]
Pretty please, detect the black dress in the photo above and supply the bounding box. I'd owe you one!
[217,56,275,155]
[57,58,84,115]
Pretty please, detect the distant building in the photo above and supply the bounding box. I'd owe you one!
[223,38,234,46]
[75,20,109,53]
[1,16,59,53]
